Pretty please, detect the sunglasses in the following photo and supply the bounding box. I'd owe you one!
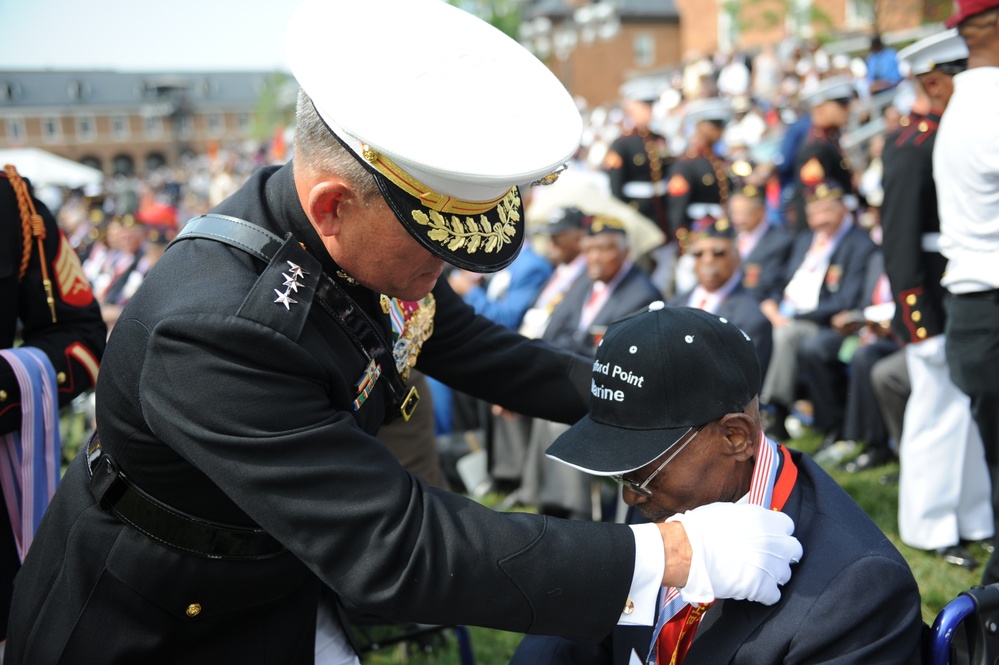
[691,248,730,259]
[610,425,705,498]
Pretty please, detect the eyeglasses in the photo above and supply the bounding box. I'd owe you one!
[611,425,705,498]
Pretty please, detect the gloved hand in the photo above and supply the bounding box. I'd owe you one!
[667,502,801,606]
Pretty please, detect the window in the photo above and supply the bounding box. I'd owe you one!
[76,115,96,142]
[144,115,163,139]
[207,112,224,137]
[6,117,25,143]
[846,0,875,29]
[112,115,130,140]
[42,116,62,143]
[175,114,192,139]
[634,34,655,68]
[237,112,251,132]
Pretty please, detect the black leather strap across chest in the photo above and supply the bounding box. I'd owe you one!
[173,214,414,422]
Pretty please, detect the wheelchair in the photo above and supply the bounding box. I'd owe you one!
[929,583,999,665]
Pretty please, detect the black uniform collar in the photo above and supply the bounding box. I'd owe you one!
[265,160,363,289]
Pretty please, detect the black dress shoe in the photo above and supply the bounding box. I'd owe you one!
[937,545,979,571]
[843,447,895,473]
[762,404,790,441]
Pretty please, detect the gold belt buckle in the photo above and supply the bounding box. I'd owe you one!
[400,386,420,421]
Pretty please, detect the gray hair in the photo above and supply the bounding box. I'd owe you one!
[293,89,381,202]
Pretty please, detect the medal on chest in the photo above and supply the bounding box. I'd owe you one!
[381,293,436,382]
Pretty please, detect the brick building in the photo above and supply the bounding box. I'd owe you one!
[522,0,952,107]
[0,70,280,177]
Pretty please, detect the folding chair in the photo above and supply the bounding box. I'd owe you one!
[928,583,999,665]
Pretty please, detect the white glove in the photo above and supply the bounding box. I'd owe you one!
[667,502,801,606]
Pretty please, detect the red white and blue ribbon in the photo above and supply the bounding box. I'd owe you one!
[646,432,784,664]
[0,347,62,561]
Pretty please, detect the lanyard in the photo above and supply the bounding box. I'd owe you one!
[646,434,797,665]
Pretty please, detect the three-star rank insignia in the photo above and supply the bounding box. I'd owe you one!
[274,261,309,310]
[353,359,382,411]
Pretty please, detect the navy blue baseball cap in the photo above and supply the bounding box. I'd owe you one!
[547,305,761,475]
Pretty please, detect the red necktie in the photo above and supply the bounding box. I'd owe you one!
[655,602,712,665]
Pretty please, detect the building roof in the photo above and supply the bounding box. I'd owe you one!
[0,70,278,113]
[524,0,678,21]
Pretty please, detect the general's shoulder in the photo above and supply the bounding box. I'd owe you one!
[128,230,322,341]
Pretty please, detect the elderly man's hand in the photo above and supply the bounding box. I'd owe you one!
[662,503,801,606]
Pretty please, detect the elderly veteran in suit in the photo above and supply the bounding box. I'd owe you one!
[668,215,773,379]
[759,180,878,441]
[514,214,661,518]
[727,179,794,303]
[5,1,802,663]
[520,306,923,665]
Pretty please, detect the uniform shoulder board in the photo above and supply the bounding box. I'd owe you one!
[237,236,321,340]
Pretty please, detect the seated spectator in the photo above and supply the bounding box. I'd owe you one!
[760,180,877,441]
[667,215,772,377]
[514,306,922,664]
[727,181,793,303]
[800,251,901,463]
[516,215,661,518]
[866,35,903,94]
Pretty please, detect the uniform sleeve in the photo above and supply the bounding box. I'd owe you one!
[136,308,637,638]
[0,180,106,435]
[605,138,629,201]
[667,161,694,235]
[419,280,592,424]
[881,138,944,340]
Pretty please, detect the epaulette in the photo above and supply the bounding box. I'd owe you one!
[170,214,320,340]
[895,113,939,147]
[236,236,320,340]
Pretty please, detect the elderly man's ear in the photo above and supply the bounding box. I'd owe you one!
[718,413,759,462]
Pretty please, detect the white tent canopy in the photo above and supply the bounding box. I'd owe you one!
[0,148,104,190]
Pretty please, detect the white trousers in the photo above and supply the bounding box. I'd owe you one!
[898,335,994,550]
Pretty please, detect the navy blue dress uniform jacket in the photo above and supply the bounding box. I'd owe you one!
[542,265,662,358]
[880,111,948,344]
[666,150,729,238]
[740,226,794,303]
[0,174,106,435]
[6,162,639,664]
[0,172,106,643]
[769,225,878,326]
[512,449,924,665]
[605,130,671,235]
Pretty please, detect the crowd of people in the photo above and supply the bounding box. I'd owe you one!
[1,0,997,662]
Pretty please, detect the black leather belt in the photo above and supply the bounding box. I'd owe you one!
[87,438,287,560]
[953,288,999,300]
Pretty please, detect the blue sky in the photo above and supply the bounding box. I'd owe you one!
[0,0,297,71]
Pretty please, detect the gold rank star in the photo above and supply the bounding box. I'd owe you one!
[274,289,298,310]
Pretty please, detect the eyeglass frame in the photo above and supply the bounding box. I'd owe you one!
[610,425,705,498]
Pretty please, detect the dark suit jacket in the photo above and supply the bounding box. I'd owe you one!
[543,264,662,357]
[769,224,877,326]
[6,163,638,664]
[668,285,773,383]
[740,226,794,303]
[512,449,924,665]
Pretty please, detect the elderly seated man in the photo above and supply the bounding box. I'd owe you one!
[513,306,923,665]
